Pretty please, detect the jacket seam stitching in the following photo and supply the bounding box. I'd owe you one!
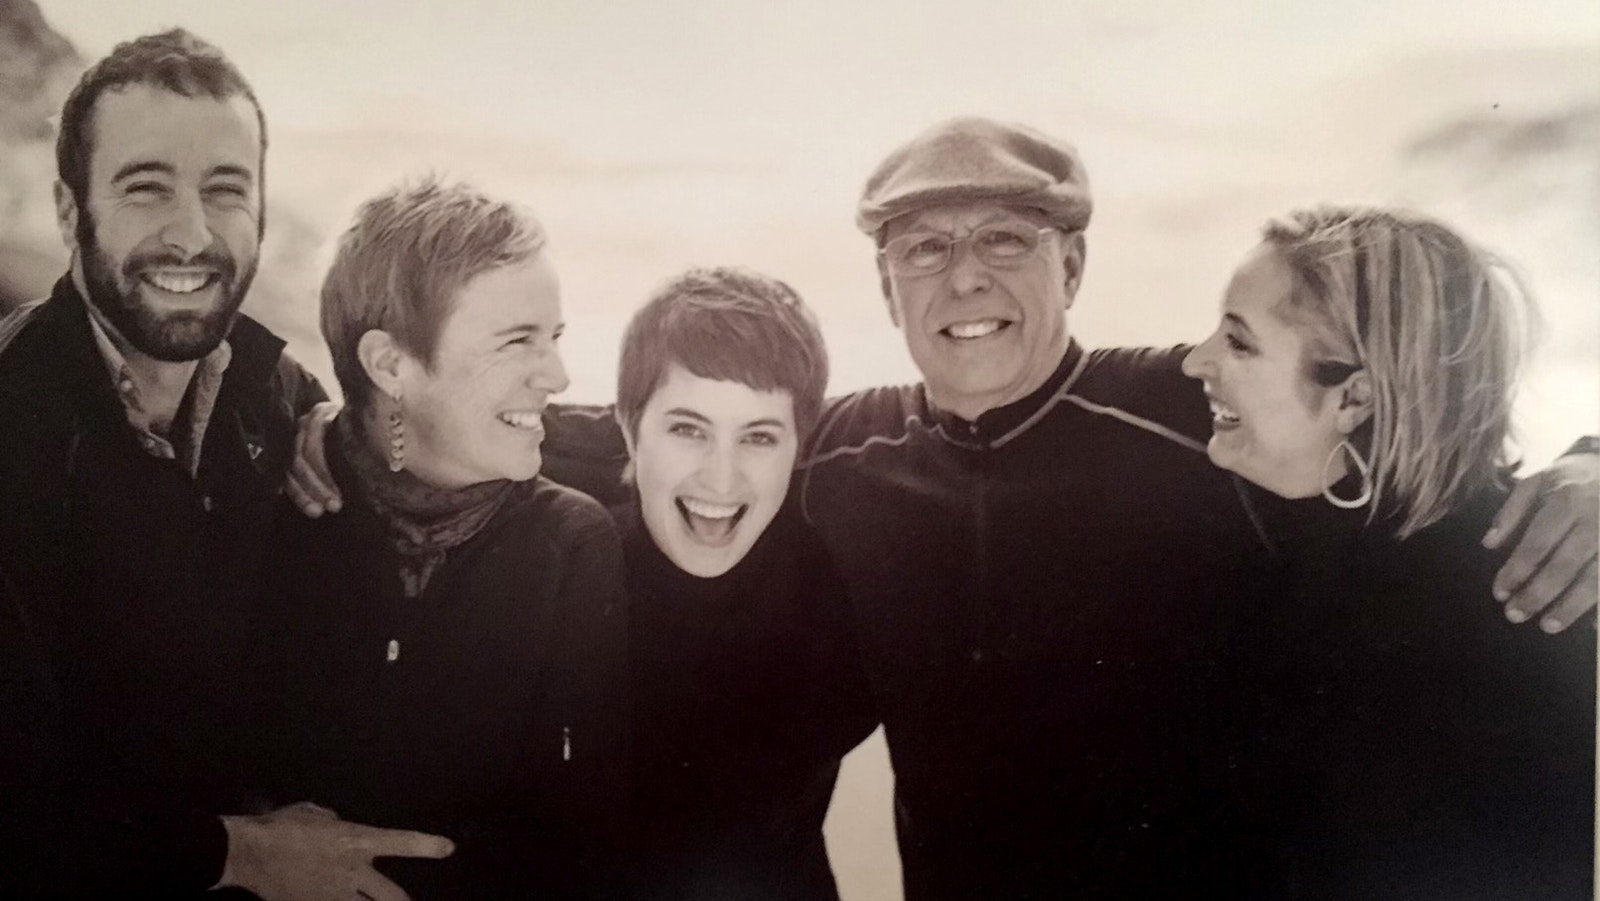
[1060,394,1208,453]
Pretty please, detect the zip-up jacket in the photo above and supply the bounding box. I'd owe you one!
[251,430,631,899]
[0,276,325,898]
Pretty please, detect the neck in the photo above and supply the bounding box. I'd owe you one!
[929,341,1072,422]
[128,354,199,432]
[929,389,1004,422]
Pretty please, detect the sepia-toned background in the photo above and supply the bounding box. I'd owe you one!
[4,2,1595,898]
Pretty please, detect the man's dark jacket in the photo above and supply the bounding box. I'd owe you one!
[0,277,324,898]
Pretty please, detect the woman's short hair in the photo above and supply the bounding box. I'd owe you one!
[616,267,829,449]
[320,177,547,408]
[1262,206,1535,538]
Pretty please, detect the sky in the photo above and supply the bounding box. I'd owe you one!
[31,4,1600,898]
[39,2,1596,390]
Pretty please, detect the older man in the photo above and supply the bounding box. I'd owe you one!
[0,30,451,901]
[780,118,1262,896]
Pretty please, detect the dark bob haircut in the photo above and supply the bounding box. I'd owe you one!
[617,267,829,449]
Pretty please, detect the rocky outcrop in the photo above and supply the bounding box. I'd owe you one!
[0,0,82,310]
[0,0,81,143]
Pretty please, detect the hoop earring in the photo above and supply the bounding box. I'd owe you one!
[387,393,406,473]
[1322,439,1372,509]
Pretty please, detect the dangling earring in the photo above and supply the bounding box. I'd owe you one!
[1322,439,1372,509]
[387,392,406,473]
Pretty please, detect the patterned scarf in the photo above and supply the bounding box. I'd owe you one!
[338,414,516,598]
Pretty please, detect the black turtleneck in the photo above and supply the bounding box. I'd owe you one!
[1225,481,1596,899]
[616,489,877,901]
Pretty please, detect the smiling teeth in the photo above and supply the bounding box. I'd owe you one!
[1209,400,1241,423]
[498,411,544,429]
[681,498,741,520]
[144,271,211,294]
[946,319,1004,340]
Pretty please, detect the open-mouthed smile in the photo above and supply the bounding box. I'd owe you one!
[675,496,748,547]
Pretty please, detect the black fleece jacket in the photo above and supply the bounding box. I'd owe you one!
[0,277,324,898]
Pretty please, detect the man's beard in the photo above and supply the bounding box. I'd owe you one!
[77,214,258,363]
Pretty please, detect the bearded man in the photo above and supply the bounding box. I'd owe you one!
[0,30,452,901]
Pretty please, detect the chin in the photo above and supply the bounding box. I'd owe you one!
[670,540,757,578]
[502,463,543,483]
[679,556,734,578]
[468,454,541,485]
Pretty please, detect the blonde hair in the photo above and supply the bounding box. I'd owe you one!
[1262,206,1535,538]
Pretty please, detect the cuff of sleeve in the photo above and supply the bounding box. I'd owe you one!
[166,811,230,894]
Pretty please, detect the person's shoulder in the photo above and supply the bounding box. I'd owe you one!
[1386,484,1507,586]
[0,298,49,362]
[805,383,925,459]
[512,475,621,541]
[0,295,74,391]
[1068,343,1212,447]
[0,299,86,473]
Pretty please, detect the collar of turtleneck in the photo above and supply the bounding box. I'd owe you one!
[1234,471,1391,561]
[335,412,517,598]
[614,491,796,608]
[923,339,1088,449]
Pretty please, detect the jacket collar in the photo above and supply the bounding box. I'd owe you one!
[13,275,287,408]
[923,338,1087,449]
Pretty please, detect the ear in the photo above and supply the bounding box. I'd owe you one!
[1334,369,1374,435]
[53,182,80,253]
[1059,230,1087,310]
[875,253,902,328]
[356,330,408,402]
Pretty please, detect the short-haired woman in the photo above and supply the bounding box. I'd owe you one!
[252,179,629,899]
[610,267,877,900]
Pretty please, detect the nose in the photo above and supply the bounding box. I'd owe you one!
[534,345,570,396]
[946,238,992,296]
[160,191,213,260]
[700,439,739,496]
[1181,334,1217,379]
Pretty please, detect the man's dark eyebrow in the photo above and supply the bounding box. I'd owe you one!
[743,418,789,430]
[111,161,174,183]
[664,408,712,425]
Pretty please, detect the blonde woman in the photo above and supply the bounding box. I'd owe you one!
[1184,206,1594,898]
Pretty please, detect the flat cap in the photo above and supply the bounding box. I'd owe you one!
[856,116,1092,237]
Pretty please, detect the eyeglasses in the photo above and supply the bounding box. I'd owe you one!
[879,225,1057,276]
